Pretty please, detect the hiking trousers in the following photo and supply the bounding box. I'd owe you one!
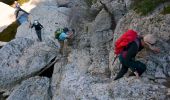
[114,55,146,80]
[35,30,42,42]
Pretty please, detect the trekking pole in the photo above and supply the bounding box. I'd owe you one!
[112,55,118,65]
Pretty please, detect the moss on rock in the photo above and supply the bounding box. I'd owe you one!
[161,5,170,14]
[133,0,167,15]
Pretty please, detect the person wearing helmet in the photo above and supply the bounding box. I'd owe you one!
[30,20,44,42]
[114,33,160,80]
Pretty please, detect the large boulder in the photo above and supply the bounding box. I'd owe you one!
[90,0,134,23]
[52,51,168,99]
[110,77,167,99]
[7,76,50,100]
[52,51,112,100]
[86,9,112,76]
[0,2,16,32]
[0,38,58,90]
[110,11,170,83]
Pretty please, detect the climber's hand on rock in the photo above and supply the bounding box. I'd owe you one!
[153,47,160,53]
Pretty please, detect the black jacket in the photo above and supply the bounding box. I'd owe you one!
[31,23,43,30]
[120,38,144,72]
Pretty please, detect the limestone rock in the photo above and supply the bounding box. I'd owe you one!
[52,51,112,99]
[86,9,112,76]
[106,0,127,23]
[0,41,7,47]
[7,76,50,100]
[56,0,70,6]
[0,2,16,32]
[110,10,170,83]
[110,77,167,99]
[0,38,57,90]
[89,9,111,32]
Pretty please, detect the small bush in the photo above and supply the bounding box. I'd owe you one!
[85,0,97,7]
[161,5,170,14]
[133,0,167,15]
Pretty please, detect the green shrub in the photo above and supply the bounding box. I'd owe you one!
[133,0,167,15]
[161,5,170,14]
[0,21,19,42]
[85,0,97,7]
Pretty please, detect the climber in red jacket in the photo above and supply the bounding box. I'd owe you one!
[114,30,160,80]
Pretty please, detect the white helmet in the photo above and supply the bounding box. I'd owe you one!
[34,20,38,25]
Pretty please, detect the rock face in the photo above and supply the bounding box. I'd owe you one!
[51,1,170,100]
[1,0,170,99]
[7,76,50,100]
[0,2,16,32]
[16,5,70,41]
[110,11,170,81]
[110,77,167,99]
[0,38,57,90]
[0,41,7,47]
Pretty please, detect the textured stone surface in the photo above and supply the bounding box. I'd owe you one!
[110,11,170,81]
[110,77,167,100]
[7,76,50,100]
[1,0,170,99]
[0,38,57,90]
[0,2,16,32]
[51,1,170,100]
[16,5,70,41]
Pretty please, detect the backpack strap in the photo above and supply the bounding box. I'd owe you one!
[134,37,140,50]
[121,37,140,59]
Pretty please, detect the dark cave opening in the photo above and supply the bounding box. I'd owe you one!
[38,58,57,78]
[39,65,54,78]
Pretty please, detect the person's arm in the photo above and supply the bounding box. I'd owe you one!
[39,23,44,28]
[30,24,34,28]
[68,31,73,37]
[143,42,160,53]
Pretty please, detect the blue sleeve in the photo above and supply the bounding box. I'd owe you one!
[63,33,68,38]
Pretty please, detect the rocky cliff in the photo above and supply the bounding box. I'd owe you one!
[0,0,170,99]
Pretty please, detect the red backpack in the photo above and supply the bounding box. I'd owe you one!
[114,29,138,55]
[112,30,138,65]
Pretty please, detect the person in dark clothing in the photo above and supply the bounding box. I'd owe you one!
[14,1,29,19]
[30,20,44,42]
[114,34,160,80]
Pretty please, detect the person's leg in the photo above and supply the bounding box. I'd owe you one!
[135,61,146,76]
[15,9,19,18]
[36,30,42,41]
[19,8,29,14]
[114,65,128,80]
[59,41,64,54]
